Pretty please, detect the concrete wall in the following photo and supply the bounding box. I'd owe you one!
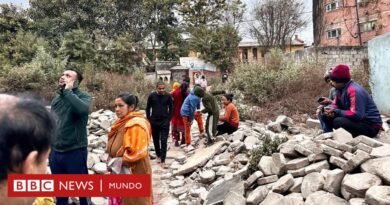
[368,33,390,115]
[288,46,368,69]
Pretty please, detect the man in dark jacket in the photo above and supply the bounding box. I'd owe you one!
[146,81,173,166]
[50,69,91,205]
[194,86,220,144]
[323,64,382,137]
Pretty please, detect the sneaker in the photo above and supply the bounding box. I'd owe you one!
[174,140,180,147]
[156,157,161,164]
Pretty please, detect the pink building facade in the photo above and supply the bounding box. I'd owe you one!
[313,0,390,46]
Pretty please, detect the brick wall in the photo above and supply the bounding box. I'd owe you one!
[288,46,368,69]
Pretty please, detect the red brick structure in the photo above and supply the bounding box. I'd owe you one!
[313,0,390,46]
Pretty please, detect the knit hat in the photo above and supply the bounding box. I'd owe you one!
[330,64,351,83]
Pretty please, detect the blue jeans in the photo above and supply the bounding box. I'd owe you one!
[49,147,89,205]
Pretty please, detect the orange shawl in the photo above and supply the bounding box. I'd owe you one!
[108,112,151,163]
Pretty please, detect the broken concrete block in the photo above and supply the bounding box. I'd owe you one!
[289,177,303,193]
[365,186,390,205]
[321,144,344,157]
[356,143,373,153]
[329,156,348,169]
[306,118,321,129]
[324,168,345,196]
[258,156,278,176]
[257,175,279,186]
[285,158,310,170]
[287,167,306,177]
[301,172,325,199]
[245,171,263,189]
[272,153,286,175]
[343,173,382,198]
[323,139,354,152]
[304,160,330,174]
[333,128,353,144]
[272,174,294,194]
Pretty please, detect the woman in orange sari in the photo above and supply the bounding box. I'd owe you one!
[107,93,152,205]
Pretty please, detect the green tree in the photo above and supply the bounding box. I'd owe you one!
[58,29,96,71]
[178,0,226,28]
[145,0,188,61]
[29,0,104,44]
[190,25,241,71]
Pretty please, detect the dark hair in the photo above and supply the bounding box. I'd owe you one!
[117,92,138,108]
[180,82,189,103]
[0,96,56,181]
[223,93,234,102]
[201,75,205,80]
[66,68,84,83]
[156,81,165,87]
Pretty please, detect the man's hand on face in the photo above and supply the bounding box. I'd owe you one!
[65,80,76,90]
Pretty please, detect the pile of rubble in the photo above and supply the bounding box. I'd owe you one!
[77,109,390,205]
[157,115,390,205]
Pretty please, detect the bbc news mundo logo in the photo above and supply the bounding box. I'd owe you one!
[8,174,150,197]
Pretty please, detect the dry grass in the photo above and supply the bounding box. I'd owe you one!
[84,71,155,111]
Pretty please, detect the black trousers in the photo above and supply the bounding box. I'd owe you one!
[333,117,379,137]
[49,148,89,205]
[216,122,238,136]
[151,121,170,163]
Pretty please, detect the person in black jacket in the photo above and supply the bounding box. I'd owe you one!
[146,81,173,167]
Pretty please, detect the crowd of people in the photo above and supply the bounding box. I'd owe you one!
[0,64,384,205]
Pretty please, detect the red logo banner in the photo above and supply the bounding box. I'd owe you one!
[8,174,151,197]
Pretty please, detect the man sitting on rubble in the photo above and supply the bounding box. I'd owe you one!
[322,64,382,137]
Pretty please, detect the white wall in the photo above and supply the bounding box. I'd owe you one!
[368,33,390,115]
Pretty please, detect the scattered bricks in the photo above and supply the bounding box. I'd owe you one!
[294,144,313,156]
[356,143,373,153]
[343,152,354,161]
[289,177,303,193]
[258,156,278,176]
[305,160,330,174]
[308,153,328,162]
[370,144,390,158]
[287,167,306,177]
[306,118,321,129]
[323,140,354,152]
[272,153,286,175]
[358,136,384,147]
[245,171,263,189]
[300,140,323,154]
[321,144,344,157]
[257,175,279,186]
[343,173,382,198]
[279,141,300,157]
[330,156,348,169]
[342,150,371,172]
[285,158,310,170]
[324,169,345,196]
[333,128,353,144]
[347,135,384,147]
[272,174,295,194]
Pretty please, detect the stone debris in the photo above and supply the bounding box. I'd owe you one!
[78,111,390,205]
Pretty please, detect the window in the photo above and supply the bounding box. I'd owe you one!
[360,21,377,32]
[357,0,372,6]
[253,48,258,60]
[326,1,339,12]
[327,28,341,38]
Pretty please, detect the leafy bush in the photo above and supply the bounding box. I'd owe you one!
[247,136,288,176]
[0,47,65,91]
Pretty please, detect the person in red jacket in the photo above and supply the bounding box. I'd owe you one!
[171,83,189,146]
[217,93,239,135]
